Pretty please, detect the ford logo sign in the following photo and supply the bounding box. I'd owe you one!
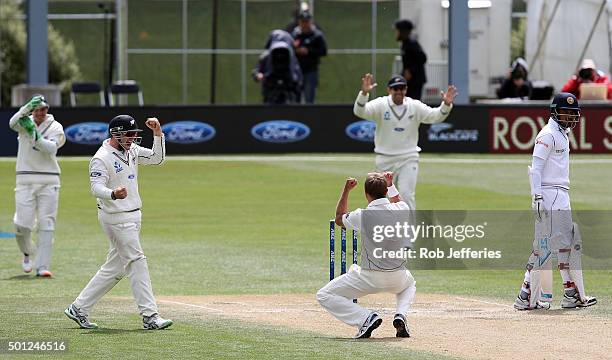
[65,122,108,145]
[161,121,216,144]
[345,120,376,142]
[251,120,310,143]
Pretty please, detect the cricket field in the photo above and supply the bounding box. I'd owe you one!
[1,154,611,359]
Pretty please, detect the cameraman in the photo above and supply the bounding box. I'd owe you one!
[561,59,612,99]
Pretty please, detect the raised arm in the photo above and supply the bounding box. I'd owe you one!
[9,96,44,131]
[335,177,358,227]
[138,117,166,165]
[353,73,380,120]
[383,171,402,203]
[417,85,457,124]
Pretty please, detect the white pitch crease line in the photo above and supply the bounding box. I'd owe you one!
[158,299,224,313]
[454,296,514,309]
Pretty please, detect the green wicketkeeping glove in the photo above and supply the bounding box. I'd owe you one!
[18,116,40,141]
[23,95,44,113]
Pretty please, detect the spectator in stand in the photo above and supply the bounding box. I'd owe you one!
[291,10,327,104]
[394,19,427,100]
[561,59,612,99]
[497,57,532,99]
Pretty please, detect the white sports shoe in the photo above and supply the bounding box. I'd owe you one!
[64,304,98,329]
[354,312,382,339]
[22,256,32,273]
[513,296,551,310]
[143,314,173,330]
[561,293,597,309]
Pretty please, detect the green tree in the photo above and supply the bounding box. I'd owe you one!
[0,1,81,107]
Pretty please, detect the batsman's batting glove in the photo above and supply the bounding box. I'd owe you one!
[532,194,547,222]
[18,116,40,141]
[23,95,44,114]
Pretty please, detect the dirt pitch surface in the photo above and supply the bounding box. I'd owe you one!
[151,293,611,360]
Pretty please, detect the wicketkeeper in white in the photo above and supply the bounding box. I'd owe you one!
[9,95,65,277]
[65,115,173,330]
[514,93,597,310]
[317,172,415,339]
[353,74,457,210]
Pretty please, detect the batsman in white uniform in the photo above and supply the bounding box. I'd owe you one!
[9,95,65,277]
[353,74,457,210]
[514,93,597,310]
[317,172,415,339]
[65,115,173,330]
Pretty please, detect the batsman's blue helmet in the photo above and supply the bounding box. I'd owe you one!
[550,92,580,129]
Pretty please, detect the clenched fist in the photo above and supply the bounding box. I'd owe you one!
[112,186,128,200]
[345,178,358,191]
[383,172,394,187]
[145,117,163,137]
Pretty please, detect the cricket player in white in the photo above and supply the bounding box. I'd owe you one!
[65,115,173,330]
[317,172,415,339]
[354,74,457,210]
[514,93,597,310]
[9,95,65,277]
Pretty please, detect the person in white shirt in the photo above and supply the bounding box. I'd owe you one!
[64,115,173,330]
[354,74,457,210]
[514,93,597,310]
[8,95,65,277]
[317,172,415,339]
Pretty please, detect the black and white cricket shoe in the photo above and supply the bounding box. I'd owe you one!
[393,313,410,338]
[64,304,98,329]
[354,312,382,339]
[561,293,597,309]
[513,296,550,310]
[143,314,173,330]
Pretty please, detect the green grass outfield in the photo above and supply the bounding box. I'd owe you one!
[0,154,610,359]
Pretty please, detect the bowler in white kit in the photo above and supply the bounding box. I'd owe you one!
[353,74,457,210]
[317,172,415,339]
[9,95,65,277]
[65,115,173,330]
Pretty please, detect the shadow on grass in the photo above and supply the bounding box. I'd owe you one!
[74,328,165,334]
[4,274,42,281]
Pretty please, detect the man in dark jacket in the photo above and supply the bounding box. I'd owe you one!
[497,57,532,99]
[291,10,327,103]
[253,30,303,105]
[395,19,427,100]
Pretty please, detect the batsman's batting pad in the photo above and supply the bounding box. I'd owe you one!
[569,222,587,302]
[527,232,553,308]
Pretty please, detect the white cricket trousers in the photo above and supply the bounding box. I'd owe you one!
[316,264,416,328]
[14,184,60,271]
[74,221,158,317]
[376,154,418,211]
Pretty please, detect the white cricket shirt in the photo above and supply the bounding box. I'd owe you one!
[89,135,165,224]
[532,118,570,190]
[353,91,452,157]
[9,107,66,185]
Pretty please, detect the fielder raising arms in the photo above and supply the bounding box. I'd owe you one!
[353,74,457,211]
[65,115,172,330]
